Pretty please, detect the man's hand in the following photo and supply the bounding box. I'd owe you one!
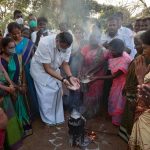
[63,79,71,87]
[69,76,80,86]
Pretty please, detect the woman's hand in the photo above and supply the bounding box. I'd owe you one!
[135,56,150,84]
[7,85,15,94]
[19,85,27,94]
[137,84,150,106]
[90,76,99,82]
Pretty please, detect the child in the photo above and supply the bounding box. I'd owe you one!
[92,38,132,126]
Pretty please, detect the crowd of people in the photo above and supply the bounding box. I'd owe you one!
[0,9,150,150]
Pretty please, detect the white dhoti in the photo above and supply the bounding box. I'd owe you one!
[34,77,64,125]
[30,57,64,125]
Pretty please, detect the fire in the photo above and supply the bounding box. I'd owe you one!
[88,131,96,141]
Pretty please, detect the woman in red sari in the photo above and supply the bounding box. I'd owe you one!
[80,34,107,119]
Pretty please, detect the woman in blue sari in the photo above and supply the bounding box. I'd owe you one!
[7,22,39,119]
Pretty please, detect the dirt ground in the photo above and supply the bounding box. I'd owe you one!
[19,112,127,150]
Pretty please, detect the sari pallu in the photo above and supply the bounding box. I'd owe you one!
[1,55,32,137]
[15,37,39,118]
[129,110,150,150]
[80,45,107,119]
[0,58,23,150]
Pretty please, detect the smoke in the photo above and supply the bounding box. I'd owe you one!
[59,0,90,26]
[60,0,102,41]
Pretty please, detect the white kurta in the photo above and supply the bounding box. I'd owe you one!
[30,35,71,125]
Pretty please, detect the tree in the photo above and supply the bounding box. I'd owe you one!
[0,0,142,32]
[0,0,30,30]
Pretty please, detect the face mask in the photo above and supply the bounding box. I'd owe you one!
[29,20,37,28]
[8,48,16,54]
[16,17,24,25]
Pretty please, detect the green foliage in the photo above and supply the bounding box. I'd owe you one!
[98,5,131,30]
[0,0,30,31]
[0,0,138,32]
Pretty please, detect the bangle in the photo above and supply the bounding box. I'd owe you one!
[61,78,66,82]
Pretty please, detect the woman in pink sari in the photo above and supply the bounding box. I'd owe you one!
[92,39,132,125]
[80,35,107,119]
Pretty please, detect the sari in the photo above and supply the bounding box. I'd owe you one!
[15,37,39,118]
[119,56,150,142]
[80,45,107,119]
[118,60,138,142]
[1,54,32,138]
[0,58,23,150]
[128,72,150,150]
[108,52,132,126]
[0,129,5,150]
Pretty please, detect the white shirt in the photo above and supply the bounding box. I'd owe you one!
[118,26,136,58]
[118,26,133,37]
[31,30,55,43]
[30,35,71,86]
[101,31,125,44]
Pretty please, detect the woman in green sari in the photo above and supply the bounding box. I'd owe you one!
[1,37,32,149]
[0,37,24,149]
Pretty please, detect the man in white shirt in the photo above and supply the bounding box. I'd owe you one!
[101,16,125,47]
[30,32,79,125]
[101,16,135,59]
[31,17,53,47]
[115,12,136,58]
